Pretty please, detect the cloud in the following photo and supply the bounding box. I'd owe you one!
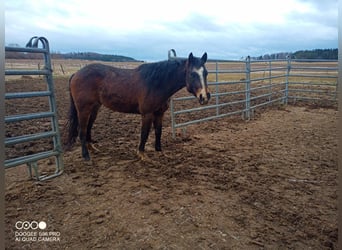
[5,0,338,61]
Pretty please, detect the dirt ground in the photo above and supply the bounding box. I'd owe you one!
[4,76,338,249]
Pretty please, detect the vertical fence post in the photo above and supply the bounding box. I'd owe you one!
[168,49,177,139]
[215,61,220,116]
[336,63,339,100]
[244,56,251,119]
[170,98,176,139]
[284,55,291,104]
[41,37,64,174]
[268,60,272,102]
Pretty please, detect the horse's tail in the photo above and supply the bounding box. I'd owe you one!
[63,74,79,151]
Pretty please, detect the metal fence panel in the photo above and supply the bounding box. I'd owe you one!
[169,50,338,138]
[5,36,64,181]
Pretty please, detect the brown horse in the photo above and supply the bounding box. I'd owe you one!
[65,52,210,161]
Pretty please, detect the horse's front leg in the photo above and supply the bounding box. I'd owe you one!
[138,114,153,160]
[153,112,164,152]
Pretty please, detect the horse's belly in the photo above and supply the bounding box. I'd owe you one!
[103,99,140,114]
[99,82,142,114]
[115,104,140,114]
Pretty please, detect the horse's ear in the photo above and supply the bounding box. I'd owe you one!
[201,52,207,64]
[188,52,194,64]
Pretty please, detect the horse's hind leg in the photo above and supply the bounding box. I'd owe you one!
[79,115,91,161]
[86,105,101,152]
[78,106,97,161]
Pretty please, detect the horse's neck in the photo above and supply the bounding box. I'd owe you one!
[140,63,186,114]
[166,63,186,97]
[169,76,186,96]
[143,60,186,102]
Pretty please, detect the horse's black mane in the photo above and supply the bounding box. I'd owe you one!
[137,59,186,88]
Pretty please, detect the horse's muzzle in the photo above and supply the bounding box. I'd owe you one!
[199,92,211,105]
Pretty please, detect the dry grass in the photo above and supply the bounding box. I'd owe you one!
[5,59,142,79]
[5,58,338,82]
[5,58,337,105]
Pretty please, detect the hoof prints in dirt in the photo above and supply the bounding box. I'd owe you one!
[5,77,337,249]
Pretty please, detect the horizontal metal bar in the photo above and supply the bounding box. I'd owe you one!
[250,90,286,102]
[254,82,285,89]
[288,88,337,95]
[174,109,245,128]
[173,92,247,102]
[174,99,245,115]
[289,81,337,86]
[173,86,251,102]
[208,69,245,74]
[38,170,64,181]
[250,82,285,91]
[291,66,338,71]
[174,103,219,115]
[208,80,245,86]
[288,95,337,102]
[250,67,287,72]
[251,59,288,63]
[291,59,338,63]
[221,99,247,106]
[212,89,246,97]
[289,74,337,79]
[5,46,48,53]
[5,69,50,76]
[5,111,54,123]
[5,131,57,146]
[250,97,284,109]
[250,75,286,82]
[5,150,60,169]
[250,93,272,101]
[5,91,51,99]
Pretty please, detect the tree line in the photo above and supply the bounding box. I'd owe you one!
[253,48,338,60]
[56,52,139,62]
[5,45,139,62]
[6,43,338,61]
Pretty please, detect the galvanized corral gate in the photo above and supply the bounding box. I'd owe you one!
[5,37,64,181]
[168,49,338,138]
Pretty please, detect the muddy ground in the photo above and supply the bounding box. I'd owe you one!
[4,76,338,249]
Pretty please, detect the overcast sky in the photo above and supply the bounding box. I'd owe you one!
[5,0,338,61]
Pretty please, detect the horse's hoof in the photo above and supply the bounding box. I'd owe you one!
[137,151,148,161]
[83,155,91,161]
[87,143,100,152]
[137,151,157,165]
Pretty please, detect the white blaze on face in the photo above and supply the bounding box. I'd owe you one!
[193,66,207,101]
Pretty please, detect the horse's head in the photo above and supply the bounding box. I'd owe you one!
[185,52,211,105]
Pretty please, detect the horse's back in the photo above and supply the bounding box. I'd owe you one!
[71,63,130,92]
[72,63,115,83]
[70,63,145,114]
